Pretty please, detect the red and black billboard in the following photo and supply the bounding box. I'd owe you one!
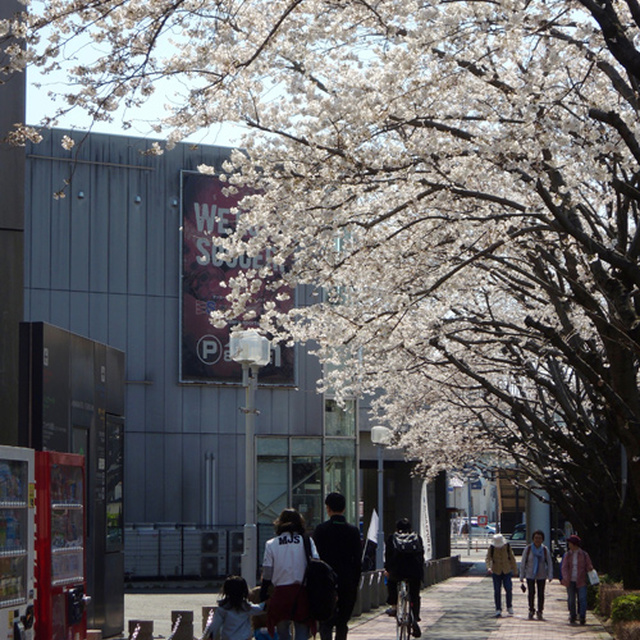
[180,171,295,385]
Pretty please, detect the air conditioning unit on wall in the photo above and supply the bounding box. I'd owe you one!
[200,554,228,578]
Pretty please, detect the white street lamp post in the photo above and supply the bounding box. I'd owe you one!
[230,329,271,588]
[371,426,392,570]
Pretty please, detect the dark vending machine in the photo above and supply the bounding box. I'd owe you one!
[35,451,88,640]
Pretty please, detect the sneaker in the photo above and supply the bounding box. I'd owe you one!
[494,610,502,618]
[385,607,397,617]
[507,608,514,616]
[411,622,422,637]
[537,611,543,620]
[580,618,586,625]
[528,611,535,620]
[569,616,577,625]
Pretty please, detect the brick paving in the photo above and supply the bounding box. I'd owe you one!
[122,555,614,640]
[348,574,612,640]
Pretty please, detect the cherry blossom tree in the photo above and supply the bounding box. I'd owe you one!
[4,0,640,583]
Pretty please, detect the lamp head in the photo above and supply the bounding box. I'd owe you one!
[371,425,392,445]
[229,329,271,367]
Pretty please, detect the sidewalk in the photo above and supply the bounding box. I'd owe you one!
[348,571,613,640]
[122,557,614,640]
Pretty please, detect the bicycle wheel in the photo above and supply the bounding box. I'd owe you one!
[396,583,412,640]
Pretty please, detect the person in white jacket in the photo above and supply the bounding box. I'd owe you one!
[519,530,554,620]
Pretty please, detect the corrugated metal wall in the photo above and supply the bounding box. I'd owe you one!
[24,129,324,528]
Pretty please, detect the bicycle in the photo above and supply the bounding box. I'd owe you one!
[396,580,414,640]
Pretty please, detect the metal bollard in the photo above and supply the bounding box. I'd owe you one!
[202,606,217,633]
[369,572,380,608]
[360,571,372,613]
[352,574,364,617]
[128,620,154,640]
[170,610,194,640]
[378,570,388,606]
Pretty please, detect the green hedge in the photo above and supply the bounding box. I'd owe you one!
[611,595,640,623]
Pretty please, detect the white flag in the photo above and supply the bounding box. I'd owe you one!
[367,508,379,543]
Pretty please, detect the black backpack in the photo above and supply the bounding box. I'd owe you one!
[393,531,422,555]
[303,535,338,622]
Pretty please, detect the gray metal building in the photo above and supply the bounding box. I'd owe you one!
[22,129,360,579]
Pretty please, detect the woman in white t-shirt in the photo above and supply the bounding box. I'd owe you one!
[260,508,319,640]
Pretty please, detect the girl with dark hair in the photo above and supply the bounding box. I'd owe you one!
[202,575,264,640]
[260,508,319,640]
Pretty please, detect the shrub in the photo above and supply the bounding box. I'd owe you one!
[615,620,640,640]
[611,595,640,624]
[599,584,626,618]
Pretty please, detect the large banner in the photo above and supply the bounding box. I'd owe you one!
[180,171,295,385]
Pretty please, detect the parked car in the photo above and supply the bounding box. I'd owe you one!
[550,528,567,558]
[507,528,527,555]
[470,524,496,537]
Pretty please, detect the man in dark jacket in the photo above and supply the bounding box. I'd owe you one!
[313,492,362,640]
[384,518,424,638]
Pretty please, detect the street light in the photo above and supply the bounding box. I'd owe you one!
[371,425,392,570]
[230,329,271,587]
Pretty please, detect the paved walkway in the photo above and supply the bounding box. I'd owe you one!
[122,557,614,640]
[348,573,612,640]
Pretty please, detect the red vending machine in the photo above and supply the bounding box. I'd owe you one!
[35,451,88,640]
[0,446,35,640]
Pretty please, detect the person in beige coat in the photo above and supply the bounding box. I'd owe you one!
[485,533,518,617]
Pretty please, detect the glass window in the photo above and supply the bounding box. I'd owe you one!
[325,399,356,437]
[257,456,288,525]
[105,419,124,552]
[0,460,28,605]
[256,434,357,534]
[325,439,357,525]
[292,454,322,530]
[257,438,288,456]
[292,438,321,456]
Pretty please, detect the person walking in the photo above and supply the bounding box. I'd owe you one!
[485,533,517,618]
[202,575,265,640]
[260,508,319,640]
[561,534,594,625]
[313,492,362,640]
[384,518,424,638]
[519,529,554,620]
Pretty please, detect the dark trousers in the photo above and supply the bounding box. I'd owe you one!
[567,582,588,621]
[491,572,513,611]
[319,584,358,640]
[527,579,546,612]
[387,577,421,621]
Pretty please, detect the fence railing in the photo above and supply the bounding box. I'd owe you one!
[352,556,461,617]
[125,523,464,587]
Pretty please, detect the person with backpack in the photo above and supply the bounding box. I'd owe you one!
[485,533,517,617]
[384,518,424,638]
[313,492,362,640]
[260,508,319,640]
[519,529,554,620]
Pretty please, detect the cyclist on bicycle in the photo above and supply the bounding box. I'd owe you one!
[384,518,424,638]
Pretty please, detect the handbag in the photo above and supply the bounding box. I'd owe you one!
[587,569,599,585]
[301,535,338,621]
